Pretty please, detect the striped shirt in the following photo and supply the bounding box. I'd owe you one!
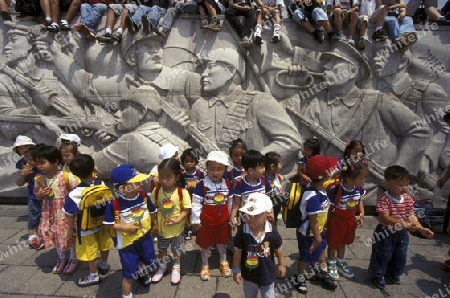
[376,192,414,227]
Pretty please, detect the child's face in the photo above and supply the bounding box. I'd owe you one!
[182,156,197,172]
[303,145,313,158]
[272,157,282,174]
[24,152,36,168]
[36,158,58,175]
[119,182,142,198]
[17,145,31,156]
[350,145,364,159]
[244,212,268,230]
[346,170,367,188]
[206,160,226,183]
[247,164,265,180]
[60,147,75,166]
[385,177,409,199]
[230,147,246,168]
[159,168,178,191]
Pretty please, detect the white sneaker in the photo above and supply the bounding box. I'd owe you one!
[338,31,345,40]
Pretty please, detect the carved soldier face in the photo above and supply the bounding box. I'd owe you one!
[201,61,234,93]
[116,101,146,131]
[322,60,355,87]
[136,39,164,72]
[372,52,403,79]
[4,34,31,66]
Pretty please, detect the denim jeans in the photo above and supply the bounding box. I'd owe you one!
[28,198,42,230]
[80,3,107,32]
[132,5,166,28]
[368,224,409,279]
[384,15,415,40]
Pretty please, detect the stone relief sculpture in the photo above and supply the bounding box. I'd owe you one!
[0,15,448,208]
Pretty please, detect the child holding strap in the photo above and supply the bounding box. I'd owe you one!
[326,160,367,280]
[34,145,79,274]
[191,151,232,281]
[151,158,192,285]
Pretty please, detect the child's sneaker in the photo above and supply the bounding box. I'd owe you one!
[271,33,280,44]
[28,236,44,250]
[372,29,388,42]
[336,259,354,278]
[347,37,355,46]
[254,33,262,46]
[320,271,338,290]
[220,261,232,278]
[112,31,123,43]
[142,15,152,34]
[328,32,339,43]
[151,267,167,283]
[294,274,308,294]
[171,267,181,285]
[357,37,366,50]
[125,15,138,34]
[327,259,339,280]
[77,274,101,287]
[97,32,112,43]
[200,265,210,281]
[200,15,209,29]
[209,19,220,31]
[98,264,110,275]
[372,276,386,289]
[63,259,78,274]
[52,258,66,274]
[137,272,152,286]
[60,21,70,31]
[385,273,401,284]
[313,29,325,44]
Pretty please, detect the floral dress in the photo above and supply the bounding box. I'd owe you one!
[35,171,78,251]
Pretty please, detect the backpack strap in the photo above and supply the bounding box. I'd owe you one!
[113,198,120,224]
[63,171,70,191]
[155,186,161,209]
[177,186,183,210]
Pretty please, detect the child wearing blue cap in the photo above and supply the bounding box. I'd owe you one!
[103,164,157,298]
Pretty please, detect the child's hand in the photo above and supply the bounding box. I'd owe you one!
[356,216,364,227]
[151,225,158,234]
[193,223,202,231]
[309,238,322,253]
[36,187,52,199]
[420,228,434,239]
[233,272,243,284]
[124,221,140,234]
[229,217,240,229]
[277,264,286,278]
[19,165,33,177]
[164,217,180,226]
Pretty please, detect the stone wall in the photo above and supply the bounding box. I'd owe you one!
[0,13,449,207]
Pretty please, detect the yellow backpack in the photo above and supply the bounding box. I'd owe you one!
[78,183,114,231]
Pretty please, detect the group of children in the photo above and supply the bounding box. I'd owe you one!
[4,0,439,51]
[13,133,437,298]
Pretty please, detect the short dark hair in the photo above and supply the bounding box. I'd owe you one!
[70,154,95,179]
[229,138,247,157]
[304,137,321,156]
[242,150,264,171]
[444,111,450,124]
[35,145,61,164]
[384,165,410,181]
[180,148,199,165]
[343,140,366,160]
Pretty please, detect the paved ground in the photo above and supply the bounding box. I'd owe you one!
[0,204,448,298]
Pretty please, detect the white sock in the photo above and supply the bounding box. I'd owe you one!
[89,272,98,277]
[173,263,180,270]
[105,28,112,34]
[255,24,262,35]
[117,28,123,34]
[273,24,280,35]
[122,293,133,298]
[61,19,68,24]
[45,16,51,21]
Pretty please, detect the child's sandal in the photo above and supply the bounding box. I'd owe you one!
[220,261,232,278]
[200,265,210,281]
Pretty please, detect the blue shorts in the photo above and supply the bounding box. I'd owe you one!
[28,199,42,231]
[119,233,156,279]
[296,230,327,263]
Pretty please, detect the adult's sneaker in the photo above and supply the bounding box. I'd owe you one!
[97,32,113,43]
[357,37,366,50]
[112,31,123,43]
[385,273,401,284]
[125,16,137,34]
[328,32,339,43]
[336,259,354,278]
[240,36,251,47]
[254,33,262,46]
[60,21,70,31]
[142,15,152,34]
[98,264,110,275]
[77,275,101,287]
[271,34,280,44]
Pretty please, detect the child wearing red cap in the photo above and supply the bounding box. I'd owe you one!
[294,155,338,294]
